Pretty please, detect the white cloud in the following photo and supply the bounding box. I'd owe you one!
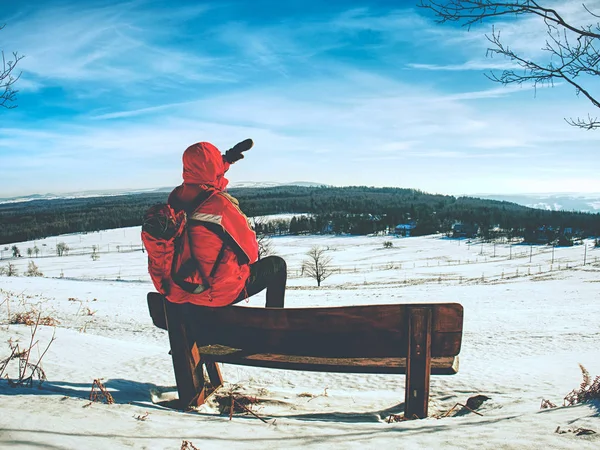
[2,1,229,92]
[407,61,521,71]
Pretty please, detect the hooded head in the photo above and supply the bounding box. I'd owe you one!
[182,142,230,190]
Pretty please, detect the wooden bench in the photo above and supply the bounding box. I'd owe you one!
[147,292,463,419]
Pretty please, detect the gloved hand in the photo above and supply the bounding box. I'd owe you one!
[224,138,253,164]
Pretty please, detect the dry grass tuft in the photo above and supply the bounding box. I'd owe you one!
[0,315,56,387]
[89,379,115,404]
[556,426,596,436]
[540,364,600,410]
[212,384,271,423]
[563,364,600,406]
[540,399,557,409]
[181,441,200,450]
[81,306,96,316]
[11,310,59,327]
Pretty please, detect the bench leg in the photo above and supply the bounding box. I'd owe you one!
[205,361,224,388]
[164,301,208,409]
[404,307,432,419]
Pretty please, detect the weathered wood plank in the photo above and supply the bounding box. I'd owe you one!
[405,308,432,419]
[201,352,458,375]
[164,300,206,409]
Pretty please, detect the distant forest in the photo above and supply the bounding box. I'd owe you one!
[1,186,599,245]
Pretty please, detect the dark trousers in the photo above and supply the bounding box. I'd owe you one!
[233,255,287,307]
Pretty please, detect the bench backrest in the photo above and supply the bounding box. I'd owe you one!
[148,293,462,369]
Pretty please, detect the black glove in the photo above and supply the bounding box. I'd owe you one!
[224,138,253,164]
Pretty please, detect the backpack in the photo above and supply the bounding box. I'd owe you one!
[141,203,207,296]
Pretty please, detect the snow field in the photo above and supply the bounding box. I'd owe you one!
[0,227,599,449]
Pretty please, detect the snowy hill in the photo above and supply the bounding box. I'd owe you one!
[0,182,325,204]
[477,193,600,213]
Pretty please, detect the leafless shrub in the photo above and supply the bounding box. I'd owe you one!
[2,263,18,276]
[25,261,43,277]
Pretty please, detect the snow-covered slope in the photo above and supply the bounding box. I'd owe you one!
[477,193,600,213]
[1,230,599,449]
[0,182,326,204]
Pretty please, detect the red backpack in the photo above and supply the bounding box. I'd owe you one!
[141,204,207,295]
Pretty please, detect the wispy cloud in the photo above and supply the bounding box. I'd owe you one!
[2,1,229,93]
[1,1,598,197]
[407,61,520,71]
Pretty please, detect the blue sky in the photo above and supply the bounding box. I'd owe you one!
[1,0,599,197]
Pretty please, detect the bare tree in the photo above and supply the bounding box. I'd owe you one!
[256,233,274,259]
[56,242,69,257]
[419,0,600,129]
[251,217,275,259]
[302,246,334,287]
[1,24,23,109]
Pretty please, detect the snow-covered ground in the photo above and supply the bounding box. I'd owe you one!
[1,228,599,449]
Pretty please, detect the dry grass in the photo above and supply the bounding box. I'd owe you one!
[212,384,271,423]
[89,379,115,404]
[11,310,59,327]
[81,306,96,316]
[181,441,200,450]
[0,314,56,387]
[563,364,600,406]
[539,364,600,410]
[540,399,557,409]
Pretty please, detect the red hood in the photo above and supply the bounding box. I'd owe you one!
[182,142,230,190]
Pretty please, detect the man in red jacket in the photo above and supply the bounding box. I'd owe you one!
[167,139,286,308]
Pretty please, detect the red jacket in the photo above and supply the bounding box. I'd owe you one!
[166,142,258,307]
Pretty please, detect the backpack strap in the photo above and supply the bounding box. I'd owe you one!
[184,188,217,214]
[172,257,208,294]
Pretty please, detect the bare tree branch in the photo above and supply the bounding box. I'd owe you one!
[1,24,24,109]
[419,1,600,129]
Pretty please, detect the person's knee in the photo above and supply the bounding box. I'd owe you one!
[272,256,287,276]
[277,256,287,271]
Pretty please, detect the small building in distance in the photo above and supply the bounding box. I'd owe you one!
[395,221,416,237]
[452,222,478,238]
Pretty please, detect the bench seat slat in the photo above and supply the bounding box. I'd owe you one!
[200,350,459,375]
